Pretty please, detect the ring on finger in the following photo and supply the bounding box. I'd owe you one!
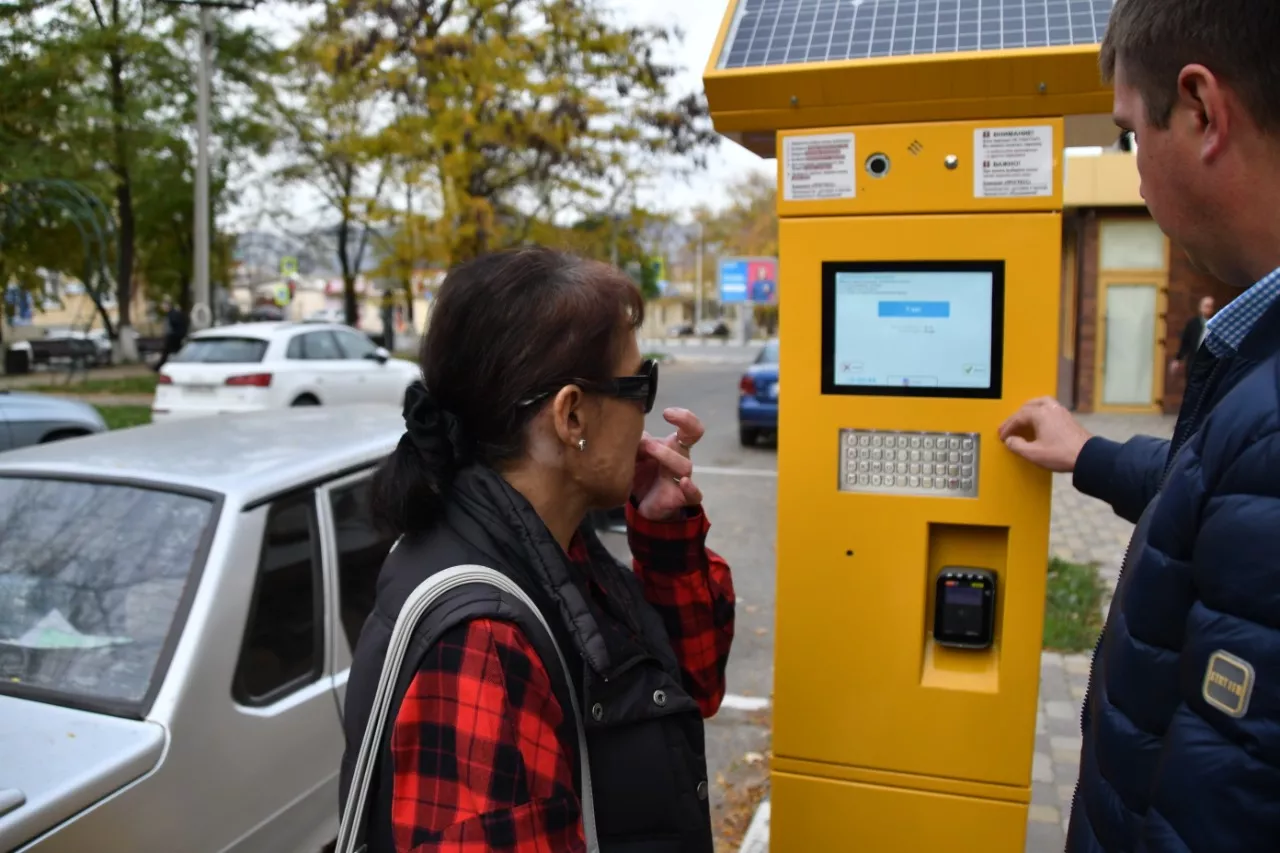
[671,476,683,485]
[677,439,694,450]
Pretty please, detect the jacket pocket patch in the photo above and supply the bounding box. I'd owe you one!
[1201,649,1254,718]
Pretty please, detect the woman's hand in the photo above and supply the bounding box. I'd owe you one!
[632,407,705,521]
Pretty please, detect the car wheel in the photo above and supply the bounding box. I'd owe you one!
[291,394,320,406]
[41,429,91,444]
[739,426,758,447]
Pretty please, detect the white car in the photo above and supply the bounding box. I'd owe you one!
[154,322,420,420]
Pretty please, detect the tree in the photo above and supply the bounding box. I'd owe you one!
[315,0,719,267]
[0,0,278,347]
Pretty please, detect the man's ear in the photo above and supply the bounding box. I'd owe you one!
[1178,63,1230,163]
[551,385,587,450]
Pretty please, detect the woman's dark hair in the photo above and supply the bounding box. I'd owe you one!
[371,246,645,536]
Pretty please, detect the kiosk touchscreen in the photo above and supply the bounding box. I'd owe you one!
[822,262,1004,399]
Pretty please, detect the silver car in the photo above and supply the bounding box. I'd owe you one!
[0,405,404,852]
[0,391,107,451]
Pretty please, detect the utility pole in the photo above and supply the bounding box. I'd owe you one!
[193,5,212,330]
[694,219,704,329]
[157,0,257,330]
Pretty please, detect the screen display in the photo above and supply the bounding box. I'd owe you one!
[942,585,985,637]
[821,262,1004,399]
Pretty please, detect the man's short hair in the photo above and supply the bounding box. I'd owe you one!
[1100,0,1280,132]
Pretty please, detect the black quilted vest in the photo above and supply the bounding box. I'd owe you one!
[338,465,715,853]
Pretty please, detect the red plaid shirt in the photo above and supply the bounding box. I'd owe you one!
[388,503,735,852]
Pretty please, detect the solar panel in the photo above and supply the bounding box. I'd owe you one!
[717,0,1114,69]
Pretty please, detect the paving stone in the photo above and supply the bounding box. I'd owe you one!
[1052,747,1082,766]
[1029,804,1062,824]
[1032,751,1055,783]
[1045,700,1077,720]
[1065,657,1092,676]
[1025,816,1066,853]
[1070,684,1088,701]
[1051,735,1083,752]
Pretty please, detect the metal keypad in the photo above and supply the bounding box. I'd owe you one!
[839,429,979,498]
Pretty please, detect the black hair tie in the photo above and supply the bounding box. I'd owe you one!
[402,381,471,467]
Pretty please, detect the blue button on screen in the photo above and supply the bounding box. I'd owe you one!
[878,301,950,318]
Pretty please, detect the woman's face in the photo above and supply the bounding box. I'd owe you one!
[580,332,648,509]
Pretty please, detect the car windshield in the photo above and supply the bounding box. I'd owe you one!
[172,336,268,364]
[759,340,779,364]
[0,477,215,712]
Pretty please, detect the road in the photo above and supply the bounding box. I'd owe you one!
[598,353,777,847]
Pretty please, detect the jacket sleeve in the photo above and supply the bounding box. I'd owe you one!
[1072,435,1170,524]
[626,502,736,718]
[1140,425,1280,851]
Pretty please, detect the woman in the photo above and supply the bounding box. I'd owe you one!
[339,247,735,853]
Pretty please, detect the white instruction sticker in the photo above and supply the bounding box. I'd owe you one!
[783,133,856,201]
[974,126,1054,198]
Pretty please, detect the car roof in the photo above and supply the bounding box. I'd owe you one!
[189,321,354,342]
[0,405,404,506]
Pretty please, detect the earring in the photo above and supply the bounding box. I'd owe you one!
[577,438,587,452]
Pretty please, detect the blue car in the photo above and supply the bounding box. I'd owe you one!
[738,338,778,446]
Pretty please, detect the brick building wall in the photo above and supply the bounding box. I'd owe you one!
[1067,208,1232,415]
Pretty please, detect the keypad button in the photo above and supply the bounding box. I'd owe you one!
[872,461,882,473]
[872,436,882,447]
[871,474,882,486]
[949,478,960,489]
[922,451,934,463]
[962,438,974,451]
[949,465,960,477]
[896,463,907,474]
[909,476,920,487]
[871,449,881,460]
[884,475,895,486]
[935,464,947,476]
[910,450,920,462]
[909,463,920,474]
[923,438,934,449]
[895,449,906,461]
[961,478,974,491]
[860,435,870,446]
[911,437,921,448]
[922,476,933,488]
[949,451,960,463]
[846,471,857,483]
[949,438,960,450]
[847,449,856,461]
[884,436,896,448]
[961,464,973,477]
[961,452,973,465]
[858,474,869,485]
[858,461,869,473]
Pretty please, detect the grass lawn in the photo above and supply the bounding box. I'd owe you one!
[95,404,153,430]
[1043,556,1107,653]
[27,373,158,396]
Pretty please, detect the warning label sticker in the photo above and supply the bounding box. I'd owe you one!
[783,133,856,201]
[974,126,1054,198]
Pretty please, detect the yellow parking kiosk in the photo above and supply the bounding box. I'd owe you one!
[704,1,1116,850]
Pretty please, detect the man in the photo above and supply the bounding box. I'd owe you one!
[749,265,776,303]
[998,1,1280,850]
[154,297,188,371]
[1170,294,1215,375]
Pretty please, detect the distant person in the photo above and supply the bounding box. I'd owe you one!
[1170,294,1215,375]
[153,298,188,371]
[749,266,776,303]
[998,1,1280,850]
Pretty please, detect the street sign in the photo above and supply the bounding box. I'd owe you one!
[280,256,298,277]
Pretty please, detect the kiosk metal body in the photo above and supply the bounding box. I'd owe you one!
[704,2,1115,849]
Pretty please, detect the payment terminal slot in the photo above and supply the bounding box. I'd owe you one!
[935,567,998,650]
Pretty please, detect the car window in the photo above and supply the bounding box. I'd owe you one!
[172,336,269,364]
[0,477,215,712]
[333,329,377,360]
[299,331,343,361]
[233,491,322,704]
[286,335,305,360]
[757,340,779,364]
[329,477,396,651]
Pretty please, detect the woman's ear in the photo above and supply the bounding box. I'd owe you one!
[551,385,587,451]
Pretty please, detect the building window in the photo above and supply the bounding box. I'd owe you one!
[233,491,322,704]
[1099,220,1166,272]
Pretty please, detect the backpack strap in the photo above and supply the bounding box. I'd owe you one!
[336,564,598,853]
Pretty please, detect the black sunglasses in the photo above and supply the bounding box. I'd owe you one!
[520,358,659,414]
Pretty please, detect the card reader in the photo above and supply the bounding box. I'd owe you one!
[933,567,997,649]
